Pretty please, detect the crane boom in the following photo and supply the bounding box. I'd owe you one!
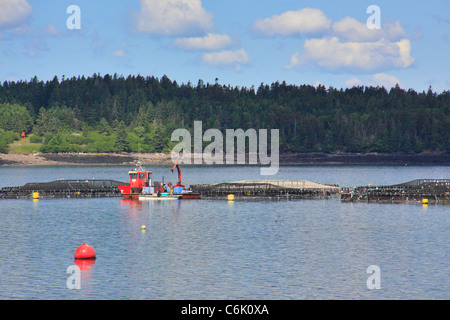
[171,159,184,187]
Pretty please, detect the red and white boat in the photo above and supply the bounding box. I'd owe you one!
[118,160,200,200]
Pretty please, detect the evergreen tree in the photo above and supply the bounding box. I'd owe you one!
[114,121,130,152]
[0,103,33,133]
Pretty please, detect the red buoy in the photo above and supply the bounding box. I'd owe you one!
[74,243,96,260]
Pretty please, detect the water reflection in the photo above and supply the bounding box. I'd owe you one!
[72,259,96,297]
[119,199,144,209]
[119,198,184,215]
[74,258,96,272]
[32,199,39,213]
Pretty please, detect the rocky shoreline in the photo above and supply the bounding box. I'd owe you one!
[0,153,171,166]
[1,152,449,167]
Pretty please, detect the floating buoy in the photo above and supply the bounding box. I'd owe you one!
[32,192,39,199]
[141,225,146,230]
[74,243,96,260]
[227,194,234,201]
[422,198,428,204]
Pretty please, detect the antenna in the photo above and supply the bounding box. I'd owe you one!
[135,143,144,171]
[138,142,141,163]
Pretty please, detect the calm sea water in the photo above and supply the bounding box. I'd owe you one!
[0,165,448,299]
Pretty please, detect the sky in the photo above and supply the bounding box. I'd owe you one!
[0,0,449,92]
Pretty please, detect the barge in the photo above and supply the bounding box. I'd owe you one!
[190,179,339,200]
[339,179,450,203]
[0,179,125,199]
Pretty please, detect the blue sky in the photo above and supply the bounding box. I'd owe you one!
[0,0,449,92]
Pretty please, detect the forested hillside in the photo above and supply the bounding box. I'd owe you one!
[0,73,448,154]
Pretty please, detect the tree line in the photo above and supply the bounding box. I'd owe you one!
[0,73,448,154]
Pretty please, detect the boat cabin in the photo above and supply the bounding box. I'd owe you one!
[129,170,152,192]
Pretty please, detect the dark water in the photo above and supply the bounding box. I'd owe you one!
[0,165,448,299]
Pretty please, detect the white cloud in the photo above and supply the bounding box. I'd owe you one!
[44,23,60,37]
[201,48,250,70]
[112,41,130,58]
[0,0,32,30]
[287,37,414,72]
[252,8,331,37]
[134,0,214,36]
[345,72,402,89]
[332,17,408,41]
[370,73,402,88]
[345,77,363,87]
[25,39,48,57]
[313,81,325,88]
[174,33,233,51]
[332,17,381,41]
[344,73,402,89]
[113,49,126,57]
[383,22,409,41]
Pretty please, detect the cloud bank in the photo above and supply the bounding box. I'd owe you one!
[253,7,414,73]
[287,37,414,72]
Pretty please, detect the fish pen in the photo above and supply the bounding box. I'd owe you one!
[339,179,450,203]
[190,180,339,200]
[0,179,128,199]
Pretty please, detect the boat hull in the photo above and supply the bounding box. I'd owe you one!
[121,193,140,200]
[177,193,200,199]
[138,194,181,200]
[119,184,200,200]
